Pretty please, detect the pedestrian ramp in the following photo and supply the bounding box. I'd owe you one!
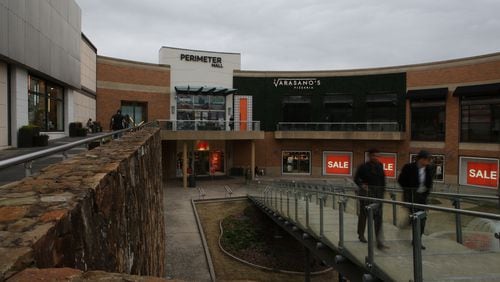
[248,184,500,282]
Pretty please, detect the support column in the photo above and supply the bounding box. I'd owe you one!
[251,140,255,180]
[304,247,311,282]
[9,66,28,147]
[183,141,188,189]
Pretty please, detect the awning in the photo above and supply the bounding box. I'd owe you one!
[174,85,237,95]
[453,83,500,97]
[406,88,448,100]
[324,95,353,104]
[366,93,397,103]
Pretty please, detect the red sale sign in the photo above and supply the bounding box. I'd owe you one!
[377,155,397,178]
[324,153,352,175]
[467,162,498,188]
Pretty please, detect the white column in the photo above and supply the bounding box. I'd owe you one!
[64,88,75,135]
[0,62,8,149]
[10,66,29,147]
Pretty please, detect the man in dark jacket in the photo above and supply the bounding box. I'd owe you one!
[398,150,434,249]
[110,109,124,131]
[354,148,388,249]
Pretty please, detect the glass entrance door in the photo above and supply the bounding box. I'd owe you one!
[194,151,210,176]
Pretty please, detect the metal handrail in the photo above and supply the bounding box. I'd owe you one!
[256,183,500,282]
[0,121,158,172]
[263,180,499,202]
[224,185,233,198]
[157,119,261,131]
[265,185,500,220]
[276,121,400,131]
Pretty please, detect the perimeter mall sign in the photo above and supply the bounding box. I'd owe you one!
[180,53,223,68]
[273,78,321,90]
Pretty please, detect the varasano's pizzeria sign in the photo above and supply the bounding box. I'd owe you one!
[273,78,321,90]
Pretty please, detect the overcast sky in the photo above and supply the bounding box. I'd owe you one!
[76,0,500,70]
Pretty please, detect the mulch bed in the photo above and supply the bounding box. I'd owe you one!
[220,205,330,272]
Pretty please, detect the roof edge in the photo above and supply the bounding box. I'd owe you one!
[160,45,241,56]
[97,55,170,68]
[235,51,500,76]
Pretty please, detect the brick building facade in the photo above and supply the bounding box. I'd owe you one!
[96,50,500,190]
[96,56,170,129]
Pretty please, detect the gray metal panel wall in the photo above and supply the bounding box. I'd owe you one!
[0,0,81,88]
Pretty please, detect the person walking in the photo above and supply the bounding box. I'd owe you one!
[110,109,124,131]
[354,148,388,249]
[398,150,434,250]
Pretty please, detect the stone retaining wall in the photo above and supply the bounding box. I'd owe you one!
[0,128,165,280]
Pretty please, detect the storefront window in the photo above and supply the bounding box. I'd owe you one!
[323,151,353,176]
[365,93,398,122]
[324,95,353,123]
[411,101,445,141]
[282,151,311,175]
[176,94,226,130]
[461,96,500,143]
[410,154,445,182]
[121,101,147,126]
[282,96,311,122]
[28,76,64,131]
[459,157,498,189]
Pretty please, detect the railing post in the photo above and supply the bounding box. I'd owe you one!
[305,193,310,230]
[319,194,324,238]
[411,211,426,282]
[332,192,336,210]
[294,191,299,222]
[280,189,283,214]
[338,198,346,249]
[62,151,68,160]
[286,190,290,218]
[274,189,278,211]
[24,161,33,177]
[453,198,463,244]
[365,203,377,270]
[390,192,397,226]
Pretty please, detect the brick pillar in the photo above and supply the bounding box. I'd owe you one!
[251,140,255,180]
[445,89,460,184]
[183,141,188,188]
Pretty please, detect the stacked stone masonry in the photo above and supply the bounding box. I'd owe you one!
[0,128,165,280]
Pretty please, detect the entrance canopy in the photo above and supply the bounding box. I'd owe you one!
[175,85,237,95]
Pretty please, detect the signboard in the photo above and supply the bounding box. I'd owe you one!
[273,78,321,90]
[365,152,397,178]
[180,53,223,68]
[323,151,353,176]
[410,154,445,182]
[459,157,499,189]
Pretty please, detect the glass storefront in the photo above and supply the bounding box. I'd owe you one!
[121,101,147,127]
[175,145,225,177]
[323,151,353,176]
[28,75,64,131]
[459,157,498,189]
[176,94,226,130]
[282,151,311,175]
[461,96,500,143]
[411,101,446,141]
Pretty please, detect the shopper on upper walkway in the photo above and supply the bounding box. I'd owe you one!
[398,150,434,250]
[354,148,388,249]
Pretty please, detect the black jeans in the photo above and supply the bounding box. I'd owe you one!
[358,200,383,242]
[409,193,428,236]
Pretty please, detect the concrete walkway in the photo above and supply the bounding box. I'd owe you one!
[163,178,251,281]
[0,133,106,186]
